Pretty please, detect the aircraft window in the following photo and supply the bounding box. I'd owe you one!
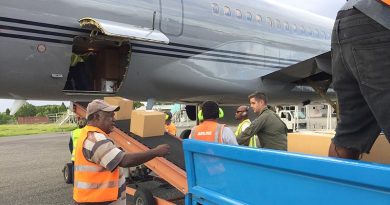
[235,9,242,19]
[255,15,262,23]
[291,24,297,32]
[266,17,273,27]
[246,12,252,21]
[321,31,326,39]
[314,29,319,37]
[211,3,219,15]
[275,19,281,29]
[224,6,231,16]
[284,22,289,31]
[299,26,304,34]
[307,28,313,36]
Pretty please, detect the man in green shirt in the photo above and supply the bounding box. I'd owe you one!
[237,92,287,151]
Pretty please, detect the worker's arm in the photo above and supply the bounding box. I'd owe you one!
[83,132,170,172]
[237,115,266,145]
[119,144,170,168]
[222,127,238,145]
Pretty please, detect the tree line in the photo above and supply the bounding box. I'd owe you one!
[0,103,67,124]
[0,101,144,125]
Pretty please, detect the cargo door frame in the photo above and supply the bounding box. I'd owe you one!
[63,17,169,97]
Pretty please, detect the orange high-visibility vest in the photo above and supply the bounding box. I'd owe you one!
[190,120,224,143]
[73,125,119,203]
[382,0,390,6]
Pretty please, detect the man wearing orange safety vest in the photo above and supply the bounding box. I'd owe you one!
[189,101,238,145]
[329,0,390,160]
[73,99,170,205]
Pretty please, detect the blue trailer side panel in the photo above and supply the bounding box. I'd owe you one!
[183,140,390,205]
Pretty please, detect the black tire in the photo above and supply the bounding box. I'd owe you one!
[133,188,155,205]
[179,129,191,139]
[63,163,73,184]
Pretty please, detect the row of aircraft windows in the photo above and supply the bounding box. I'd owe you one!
[211,3,330,39]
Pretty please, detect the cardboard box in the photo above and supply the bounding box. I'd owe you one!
[130,110,165,137]
[104,97,133,120]
[288,133,390,164]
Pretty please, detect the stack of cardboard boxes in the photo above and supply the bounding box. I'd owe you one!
[104,97,165,137]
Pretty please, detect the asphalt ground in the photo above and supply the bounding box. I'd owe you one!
[0,133,74,205]
[0,132,185,205]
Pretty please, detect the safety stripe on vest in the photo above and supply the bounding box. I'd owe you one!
[74,165,106,172]
[74,180,118,189]
[249,135,257,147]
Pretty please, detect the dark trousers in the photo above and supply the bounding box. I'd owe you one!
[332,8,390,153]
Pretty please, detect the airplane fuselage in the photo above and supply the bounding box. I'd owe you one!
[0,0,333,104]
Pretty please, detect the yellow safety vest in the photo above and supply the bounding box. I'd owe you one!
[71,53,84,67]
[235,119,258,148]
[71,128,82,161]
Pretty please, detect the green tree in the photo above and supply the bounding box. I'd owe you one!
[0,113,13,124]
[59,102,67,112]
[5,108,10,116]
[14,103,37,117]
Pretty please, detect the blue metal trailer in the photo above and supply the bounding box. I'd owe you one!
[183,140,390,205]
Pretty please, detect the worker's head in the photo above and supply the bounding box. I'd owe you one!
[199,101,224,121]
[165,111,172,124]
[235,105,249,120]
[86,99,120,133]
[248,91,267,114]
[77,118,87,128]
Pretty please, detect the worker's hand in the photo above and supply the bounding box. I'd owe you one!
[154,144,170,157]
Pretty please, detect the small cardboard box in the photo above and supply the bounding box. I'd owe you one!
[130,110,165,137]
[104,97,133,120]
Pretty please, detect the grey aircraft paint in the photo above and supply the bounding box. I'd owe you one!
[0,0,334,105]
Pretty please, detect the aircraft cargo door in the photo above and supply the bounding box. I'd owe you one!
[160,0,183,36]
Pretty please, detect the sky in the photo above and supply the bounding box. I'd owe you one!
[0,0,345,113]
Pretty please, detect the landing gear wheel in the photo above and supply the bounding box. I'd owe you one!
[63,163,73,184]
[133,188,155,205]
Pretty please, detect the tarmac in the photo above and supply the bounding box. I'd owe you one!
[0,133,73,205]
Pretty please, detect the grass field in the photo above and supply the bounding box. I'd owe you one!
[0,123,77,137]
